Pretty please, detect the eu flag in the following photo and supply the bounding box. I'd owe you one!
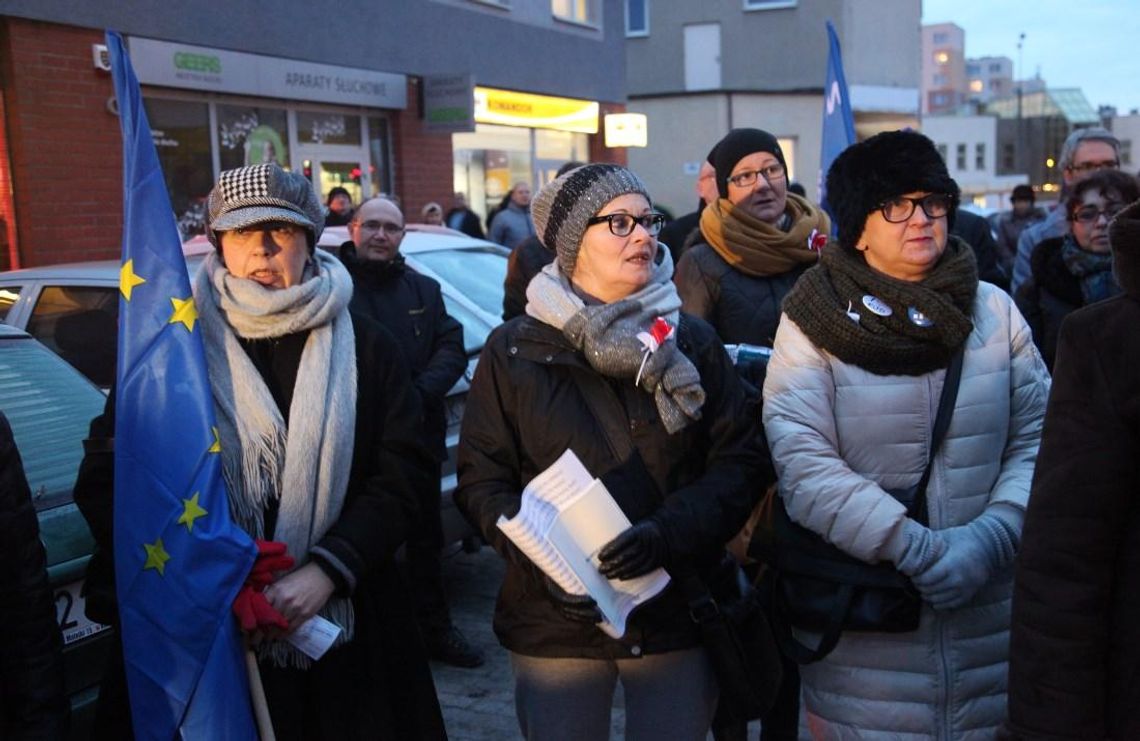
[107,30,259,741]
[818,20,856,231]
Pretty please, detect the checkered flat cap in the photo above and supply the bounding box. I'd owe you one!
[206,163,324,246]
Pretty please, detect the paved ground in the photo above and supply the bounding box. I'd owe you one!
[430,545,770,740]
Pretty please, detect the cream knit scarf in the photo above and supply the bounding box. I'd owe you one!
[194,249,357,668]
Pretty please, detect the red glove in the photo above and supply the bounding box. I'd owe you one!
[232,539,294,632]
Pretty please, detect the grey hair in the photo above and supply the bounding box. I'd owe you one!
[1060,126,1120,171]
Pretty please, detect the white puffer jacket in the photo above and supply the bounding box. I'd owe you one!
[762,282,1050,740]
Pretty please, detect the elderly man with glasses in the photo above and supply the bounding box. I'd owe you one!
[342,197,485,668]
[1010,127,1121,294]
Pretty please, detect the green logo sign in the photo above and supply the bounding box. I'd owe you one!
[173,52,221,74]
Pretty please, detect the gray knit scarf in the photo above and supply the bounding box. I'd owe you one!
[193,249,357,668]
[525,244,705,433]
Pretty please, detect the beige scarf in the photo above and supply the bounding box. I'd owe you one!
[699,192,830,277]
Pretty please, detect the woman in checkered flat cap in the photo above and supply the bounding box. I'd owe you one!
[455,164,776,740]
[191,163,445,740]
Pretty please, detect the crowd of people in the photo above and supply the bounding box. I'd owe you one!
[5,119,1139,741]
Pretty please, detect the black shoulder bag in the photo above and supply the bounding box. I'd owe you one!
[767,347,964,664]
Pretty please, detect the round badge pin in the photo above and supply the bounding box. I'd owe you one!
[861,294,892,317]
[907,307,934,327]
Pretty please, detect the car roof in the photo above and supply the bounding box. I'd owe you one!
[0,323,30,339]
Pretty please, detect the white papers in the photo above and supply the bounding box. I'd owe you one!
[497,449,670,638]
[285,614,342,660]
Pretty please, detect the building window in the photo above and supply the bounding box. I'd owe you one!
[552,0,598,25]
[975,143,986,170]
[743,0,797,10]
[956,143,967,171]
[626,0,648,36]
[934,73,947,86]
[933,32,947,44]
[144,98,213,239]
[989,62,1002,73]
[217,104,290,172]
[1122,139,1133,166]
[1002,142,1015,170]
[937,143,948,162]
[966,63,979,75]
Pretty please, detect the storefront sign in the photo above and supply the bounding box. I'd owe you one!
[604,113,648,148]
[424,75,475,133]
[128,37,407,109]
[474,87,598,134]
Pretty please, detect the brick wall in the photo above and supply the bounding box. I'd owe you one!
[391,78,455,223]
[591,102,629,168]
[2,19,122,267]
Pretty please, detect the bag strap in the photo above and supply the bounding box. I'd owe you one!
[908,345,965,522]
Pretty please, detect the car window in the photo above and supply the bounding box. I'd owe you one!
[25,286,119,388]
[0,284,21,322]
[0,338,106,512]
[412,248,508,319]
[441,295,495,355]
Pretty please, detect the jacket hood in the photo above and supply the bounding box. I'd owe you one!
[1109,199,1140,298]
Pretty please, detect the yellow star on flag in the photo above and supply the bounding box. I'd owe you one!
[169,296,198,332]
[208,427,221,454]
[120,259,147,301]
[143,538,171,576]
[177,493,208,532]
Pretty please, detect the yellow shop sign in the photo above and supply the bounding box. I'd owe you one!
[474,87,599,133]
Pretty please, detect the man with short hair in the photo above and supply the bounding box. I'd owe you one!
[1011,127,1120,293]
[344,197,484,668]
[657,155,719,266]
[995,184,1046,277]
[488,181,535,249]
[444,192,485,239]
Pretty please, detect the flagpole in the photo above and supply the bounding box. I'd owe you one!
[244,647,277,741]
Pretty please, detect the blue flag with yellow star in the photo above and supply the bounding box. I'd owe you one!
[107,31,258,741]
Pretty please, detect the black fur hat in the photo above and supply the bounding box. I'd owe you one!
[826,129,960,251]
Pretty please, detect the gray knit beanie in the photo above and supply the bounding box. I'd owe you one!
[530,164,651,275]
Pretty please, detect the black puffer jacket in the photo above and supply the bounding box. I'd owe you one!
[674,240,808,348]
[0,412,68,739]
[455,314,771,659]
[347,252,466,461]
[1014,236,1084,369]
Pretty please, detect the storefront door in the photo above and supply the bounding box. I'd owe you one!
[294,147,369,210]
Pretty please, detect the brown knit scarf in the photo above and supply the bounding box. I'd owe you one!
[699,192,830,277]
[782,237,979,376]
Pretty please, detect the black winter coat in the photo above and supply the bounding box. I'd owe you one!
[1005,292,1140,740]
[1014,236,1084,370]
[0,412,68,739]
[674,240,808,348]
[501,236,553,321]
[951,208,1010,290]
[455,314,771,659]
[73,313,445,741]
[347,253,466,462]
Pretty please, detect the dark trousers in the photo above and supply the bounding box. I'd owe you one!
[406,463,451,631]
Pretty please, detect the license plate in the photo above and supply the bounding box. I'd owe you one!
[54,581,110,645]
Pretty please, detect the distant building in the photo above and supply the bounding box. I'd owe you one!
[986,89,1102,192]
[965,56,1014,106]
[922,23,966,115]
[625,0,921,213]
[922,115,1027,210]
[1110,114,1140,173]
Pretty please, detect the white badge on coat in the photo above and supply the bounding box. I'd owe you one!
[907,307,934,327]
[861,294,892,317]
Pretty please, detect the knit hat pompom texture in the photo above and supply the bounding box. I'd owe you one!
[207,163,324,248]
[530,164,651,275]
[712,128,787,198]
[826,129,960,251]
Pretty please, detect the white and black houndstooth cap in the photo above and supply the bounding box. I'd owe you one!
[530,164,651,275]
[206,163,324,247]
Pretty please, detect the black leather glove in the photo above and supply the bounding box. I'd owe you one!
[597,520,669,581]
[543,575,602,624]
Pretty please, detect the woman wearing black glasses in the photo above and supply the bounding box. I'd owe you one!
[762,130,1049,738]
[456,164,773,740]
[1015,168,1140,369]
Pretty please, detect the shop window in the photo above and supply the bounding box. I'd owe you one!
[626,0,648,36]
[552,0,598,26]
[296,111,362,147]
[143,98,212,239]
[216,105,289,172]
[367,117,394,198]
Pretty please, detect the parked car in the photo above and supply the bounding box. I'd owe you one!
[0,324,113,738]
[0,225,509,544]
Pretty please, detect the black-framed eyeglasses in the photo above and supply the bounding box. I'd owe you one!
[1071,202,1123,224]
[878,193,954,223]
[357,220,405,236]
[585,212,665,237]
[726,163,787,188]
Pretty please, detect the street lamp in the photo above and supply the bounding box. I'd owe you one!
[1016,33,1025,179]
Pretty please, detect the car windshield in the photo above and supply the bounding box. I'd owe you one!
[413,248,507,320]
[441,296,496,355]
[0,337,105,512]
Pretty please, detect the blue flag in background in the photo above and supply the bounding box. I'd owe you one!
[818,20,856,231]
[107,31,258,741]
